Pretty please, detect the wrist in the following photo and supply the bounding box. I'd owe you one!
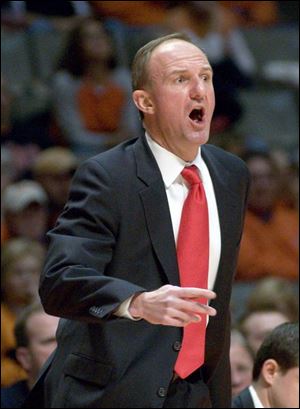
[129,292,144,319]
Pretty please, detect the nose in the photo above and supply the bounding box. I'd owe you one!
[190,78,205,101]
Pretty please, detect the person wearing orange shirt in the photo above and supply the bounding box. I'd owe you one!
[236,151,298,281]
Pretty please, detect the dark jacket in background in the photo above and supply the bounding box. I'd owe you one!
[232,387,255,408]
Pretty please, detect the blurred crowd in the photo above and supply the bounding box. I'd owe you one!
[1,1,299,407]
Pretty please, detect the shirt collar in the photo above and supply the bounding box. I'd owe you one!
[249,385,265,408]
[145,132,203,188]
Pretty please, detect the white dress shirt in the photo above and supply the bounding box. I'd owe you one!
[115,133,221,319]
[249,385,265,408]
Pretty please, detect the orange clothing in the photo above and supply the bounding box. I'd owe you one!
[1,304,27,387]
[219,1,278,27]
[90,1,167,26]
[1,222,10,244]
[78,81,125,133]
[236,205,299,281]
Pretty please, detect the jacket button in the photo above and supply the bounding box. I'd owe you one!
[173,341,181,351]
[157,387,167,398]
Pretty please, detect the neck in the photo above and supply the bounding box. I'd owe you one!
[253,380,271,408]
[146,131,199,162]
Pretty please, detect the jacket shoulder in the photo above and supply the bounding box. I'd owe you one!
[203,144,249,175]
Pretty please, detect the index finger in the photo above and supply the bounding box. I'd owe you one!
[178,287,216,300]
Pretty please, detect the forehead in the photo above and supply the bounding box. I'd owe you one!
[27,312,58,335]
[150,40,211,74]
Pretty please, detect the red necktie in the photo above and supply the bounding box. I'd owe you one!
[174,165,209,379]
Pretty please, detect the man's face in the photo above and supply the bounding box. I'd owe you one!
[9,203,48,241]
[25,312,59,379]
[230,343,253,397]
[3,254,41,305]
[136,40,215,159]
[271,366,299,408]
[243,311,289,354]
[247,157,278,212]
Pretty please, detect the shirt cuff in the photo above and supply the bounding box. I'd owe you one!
[114,294,142,321]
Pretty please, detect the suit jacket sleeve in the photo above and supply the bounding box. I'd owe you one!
[39,158,146,323]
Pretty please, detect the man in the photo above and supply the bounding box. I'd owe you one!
[2,180,48,244]
[24,33,249,408]
[239,308,290,355]
[232,322,299,408]
[1,303,59,408]
[230,329,254,398]
[32,147,78,229]
[236,150,298,281]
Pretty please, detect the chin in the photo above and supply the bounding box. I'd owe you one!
[188,131,210,145]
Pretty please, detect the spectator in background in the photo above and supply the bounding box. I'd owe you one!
[1,75,53,177]
[1,74,13,136]
[271,148,299,210]
[164,1,256,134]
[1,180,48,244]
[232,322,299,408]
[52,17,141,160]
[1,303,59,408]
[1,238,46,387]
[1,1,92,32]
[219,1,279,28]
[89,1,168,27]
[230,329,254,398]
[1,147,16,195]
[239,309,290,356]
[32,147,78,229]
[1,147,17,245]
[237,277,298,355]
[246,277,299,323]
[236,151,299,281]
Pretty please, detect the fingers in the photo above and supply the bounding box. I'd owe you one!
[130,285,217,327]
[168,308,202,326]
[178,287,216,300]
[178,298,217,317]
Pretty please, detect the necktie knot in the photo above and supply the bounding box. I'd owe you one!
[181,165,201,186]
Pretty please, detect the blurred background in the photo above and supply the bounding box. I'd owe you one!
[1,0,299,402]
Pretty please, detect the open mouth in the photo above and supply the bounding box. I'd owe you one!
[189,108,205,124]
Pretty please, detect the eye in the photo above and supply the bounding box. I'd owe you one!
[201,73,212,82]
[176,76,186,84]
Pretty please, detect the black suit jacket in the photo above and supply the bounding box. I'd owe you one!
[1,380,29,408]
[25,135,249,408]
[232,387,255,408]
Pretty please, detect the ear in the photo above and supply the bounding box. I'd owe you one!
[132,90,155,115]
[16,347,31,372]
[261,359,280,386]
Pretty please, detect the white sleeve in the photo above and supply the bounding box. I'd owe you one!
[113,295,142,321]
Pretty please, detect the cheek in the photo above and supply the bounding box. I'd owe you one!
[208,89,216,112]
[32,347,51,368]
[156,96,183,121]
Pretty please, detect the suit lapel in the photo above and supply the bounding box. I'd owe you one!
[201,146,239,294]
[242,388,255,408]
[133,136,180,286]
